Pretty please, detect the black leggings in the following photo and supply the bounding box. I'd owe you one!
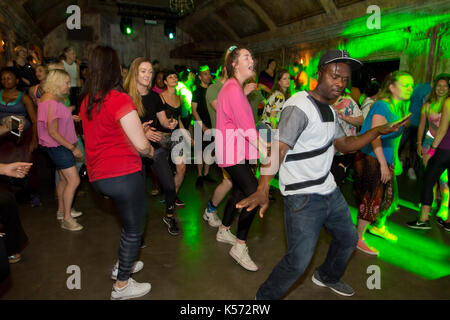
[0,190,28,256]
[421,148,450,206]
[144,148,177,215]
[92,171,147,282]
[222,163,258,240]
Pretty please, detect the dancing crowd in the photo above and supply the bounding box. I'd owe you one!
[0,43,448,300]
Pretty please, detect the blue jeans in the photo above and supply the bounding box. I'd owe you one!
[256,188,358,300]
[92,171,147,281]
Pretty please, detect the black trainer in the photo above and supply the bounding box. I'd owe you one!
[175,197,185,207]
[437,217,450,231]
[311,270,354,297]
[163,216,180,236]
[202,174,216,183]
[407,219,431,230]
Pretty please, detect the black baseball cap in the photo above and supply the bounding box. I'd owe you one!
[318,49,363,71]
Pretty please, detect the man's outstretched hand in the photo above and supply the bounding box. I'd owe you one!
[236,189,270,218]
[378,113,411,135]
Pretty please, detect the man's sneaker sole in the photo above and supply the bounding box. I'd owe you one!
[356,245,378,256]
[163,217,179,236]
[110,284,151,300]
[203,210,222,227]
[311,273,354,297]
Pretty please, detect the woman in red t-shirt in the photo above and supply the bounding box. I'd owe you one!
[79,46,153,300]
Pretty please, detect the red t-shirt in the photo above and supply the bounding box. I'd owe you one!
[79,90,142,182]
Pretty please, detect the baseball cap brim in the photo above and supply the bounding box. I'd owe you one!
[321,57,363,71]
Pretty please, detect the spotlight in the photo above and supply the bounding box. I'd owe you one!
[120,17,133,35]
[164,21,176,40]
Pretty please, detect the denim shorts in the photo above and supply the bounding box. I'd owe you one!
[45,146,75,170]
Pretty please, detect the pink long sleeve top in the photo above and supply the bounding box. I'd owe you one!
[215,78,259,167]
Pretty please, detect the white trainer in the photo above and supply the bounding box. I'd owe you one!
[216,227,237,245]
[61,218,83,231]
[111,261,144,280]
[57,208,83,220]
[229,242,259,272]
[110,278,151,300]
[203,209,222,227]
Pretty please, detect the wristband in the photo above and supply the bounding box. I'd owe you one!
[427,148,436,157]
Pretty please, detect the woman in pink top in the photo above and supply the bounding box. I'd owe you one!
[214,46,261,272]
[37,69,83,232]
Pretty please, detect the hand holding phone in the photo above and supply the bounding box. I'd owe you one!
[10,116,22,137]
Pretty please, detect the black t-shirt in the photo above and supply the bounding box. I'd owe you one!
[13,61,37,92]
[141,90,164,125]
[192,85,211,128]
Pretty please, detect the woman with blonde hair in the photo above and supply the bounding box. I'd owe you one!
[124,57,180,236]
[37,69,83,231]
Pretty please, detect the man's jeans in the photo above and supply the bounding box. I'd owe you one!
[256,187,358,300]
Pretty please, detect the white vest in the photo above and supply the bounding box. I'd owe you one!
[63,60,78,87]
[279,91,337,196]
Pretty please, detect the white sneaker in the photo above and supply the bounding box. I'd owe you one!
[407,168,417,180]
[111,261,144,280]
[61,218,83,231]
[110,278,151,300]
[57,208,83,220]
[229,242,259,271]
[216,227,237,245]
[203,209,222,227]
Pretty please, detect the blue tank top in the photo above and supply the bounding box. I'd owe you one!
[0,90,30,130]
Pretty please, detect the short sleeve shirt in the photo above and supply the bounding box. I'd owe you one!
[360,100,401,165]
[332,95,362,137]
[79,90,142,182]
[192,85,211,128]
[205,81,223,128]
[278,98,344,149]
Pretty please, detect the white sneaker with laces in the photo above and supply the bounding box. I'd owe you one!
[57,208,83,220]
[229,242,258,271]
[111,261,144,280]
[110,278,151,300]
[61,218,83,231]
[216,227,237,245]
[203,209,222,227]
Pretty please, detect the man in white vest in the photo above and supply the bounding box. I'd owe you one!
[237,50,409,299]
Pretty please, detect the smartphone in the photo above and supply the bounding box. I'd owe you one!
[10,116,22,137]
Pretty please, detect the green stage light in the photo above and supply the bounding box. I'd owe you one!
[164,21,176,40]
[120,17,133,36]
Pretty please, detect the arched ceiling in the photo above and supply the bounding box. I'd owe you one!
[7,0,450,60]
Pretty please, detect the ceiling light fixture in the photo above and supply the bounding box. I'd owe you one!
[169,0,194,17]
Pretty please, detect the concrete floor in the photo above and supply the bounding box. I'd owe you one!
[1,156,449,300]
